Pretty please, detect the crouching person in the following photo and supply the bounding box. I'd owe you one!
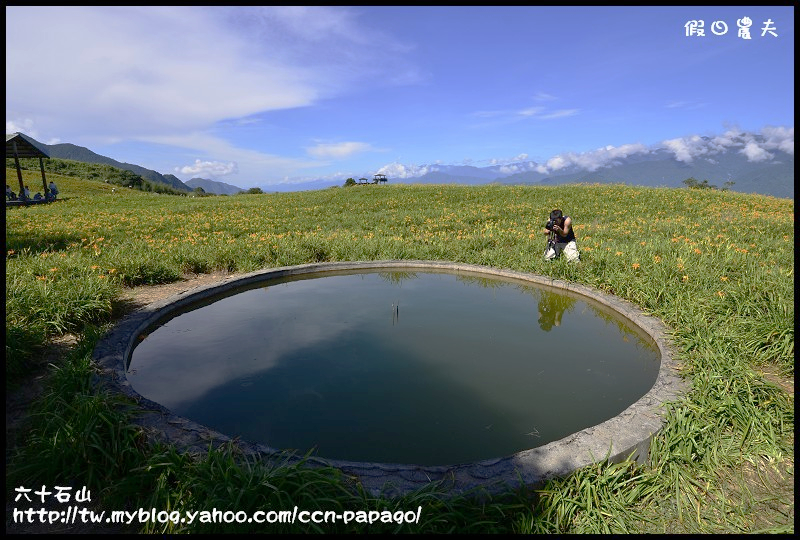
[543,209,580,262]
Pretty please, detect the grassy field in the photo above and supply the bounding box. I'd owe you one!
[5,168,794,533]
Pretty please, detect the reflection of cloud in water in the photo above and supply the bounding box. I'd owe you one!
[128,272,659,422]
[129,277,380,409]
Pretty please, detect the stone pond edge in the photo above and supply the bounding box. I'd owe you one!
[92,260,690,498]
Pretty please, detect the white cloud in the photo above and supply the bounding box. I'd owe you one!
[545,155,570,171]
[377,162,439,179]
[487,153,529,166]
[740,141,773,162]
[152,132,322,181]
[539,109,580,120]
[517,107,578,120]
[471,101,579,125]
[661,135,710,163]
[5,6,412,146]
[660,126,793,164]
[532,92,557,102]
[542,143,650,172]
[306,142,374,160]
[760,126,794,155]
[710,128,747,149]
[178,159,239,178]
[6,7,324,139]
[518,107,545,117]
[497,162,541,175]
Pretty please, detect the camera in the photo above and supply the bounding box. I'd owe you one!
[546,210,564,233]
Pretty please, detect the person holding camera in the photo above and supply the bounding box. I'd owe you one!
[543,209,580,262]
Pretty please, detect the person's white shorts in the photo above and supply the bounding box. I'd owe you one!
[544,240,580,262]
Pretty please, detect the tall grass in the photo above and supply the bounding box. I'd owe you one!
[5,169,794,533]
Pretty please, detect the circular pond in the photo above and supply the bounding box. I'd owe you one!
[128,268,660,467]
[94,261,686,496]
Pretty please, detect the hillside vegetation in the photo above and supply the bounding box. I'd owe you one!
[5,167,794,533]
[7,157,192,195]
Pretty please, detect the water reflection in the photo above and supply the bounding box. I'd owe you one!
[377,271,418,284]
[128,270,660,465]
[537,291,577,332]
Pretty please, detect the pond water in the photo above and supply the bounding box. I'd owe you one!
[128,269,660,466]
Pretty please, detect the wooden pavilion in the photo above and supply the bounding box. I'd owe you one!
[353,174,389,186]
[6,132,51,202]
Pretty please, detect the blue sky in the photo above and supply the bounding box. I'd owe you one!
[6,6,794,190]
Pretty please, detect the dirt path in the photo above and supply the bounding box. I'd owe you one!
[117,270,244,309]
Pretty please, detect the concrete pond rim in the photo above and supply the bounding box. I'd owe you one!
[92,260,689,498]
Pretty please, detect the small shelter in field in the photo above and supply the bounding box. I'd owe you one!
[6,132,51,199]
[354,174,388,185]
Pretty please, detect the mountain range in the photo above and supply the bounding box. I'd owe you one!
[184,177,244,195]
[255,133,794,198]
[30,139,191,192]
[16,132,794,199]
[476,144,792,199]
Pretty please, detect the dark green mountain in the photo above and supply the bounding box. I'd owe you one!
[23,137,191,192]
[185,177,244,195]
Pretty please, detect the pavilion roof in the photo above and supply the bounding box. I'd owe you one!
[6,132,50,159]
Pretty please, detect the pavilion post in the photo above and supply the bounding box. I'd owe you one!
[39,157,48,195]
[12,141,25,196]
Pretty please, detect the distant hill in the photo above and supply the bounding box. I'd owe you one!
[21,136,191,192]
[11,131,793,199]
[394,136,794,199]
[185,177,244,195]
[500,147,795,199]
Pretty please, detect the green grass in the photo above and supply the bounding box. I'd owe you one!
[6,168,794,533]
